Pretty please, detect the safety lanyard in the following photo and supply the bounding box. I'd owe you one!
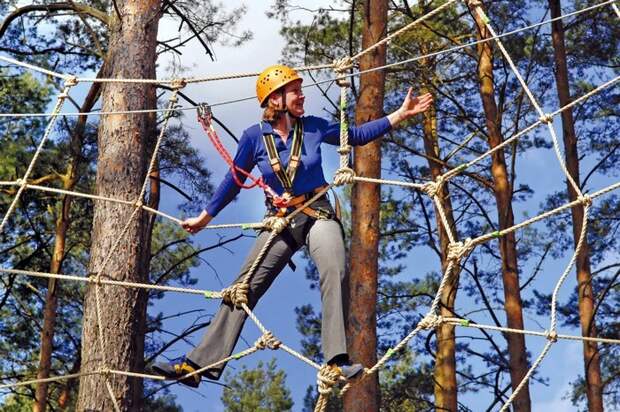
[262,119,304,193]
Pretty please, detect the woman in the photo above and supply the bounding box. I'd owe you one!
[153,65,433,387]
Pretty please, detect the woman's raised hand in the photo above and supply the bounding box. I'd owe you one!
[388,88,433,126]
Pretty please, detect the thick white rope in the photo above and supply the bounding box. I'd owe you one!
[0,1,619,408]
[0,0,613,118]
[0,78,77,234]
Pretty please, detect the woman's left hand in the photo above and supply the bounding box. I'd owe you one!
[388,88,433,126]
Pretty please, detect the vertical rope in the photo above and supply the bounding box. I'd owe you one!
[0,77,78,234]
[90,85,182,407]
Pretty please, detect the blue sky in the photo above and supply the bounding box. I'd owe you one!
[144,1,616,411]
[4,0,618,411]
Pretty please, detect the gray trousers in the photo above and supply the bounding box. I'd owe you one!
[187,214,347,380]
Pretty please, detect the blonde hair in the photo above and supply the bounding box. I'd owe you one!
[262,98,286,122]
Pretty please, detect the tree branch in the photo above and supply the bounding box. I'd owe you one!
[0,3,109,39]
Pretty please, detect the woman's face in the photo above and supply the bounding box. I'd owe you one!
[281,79,305,117]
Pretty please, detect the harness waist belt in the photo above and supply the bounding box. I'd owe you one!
[272,185,330,219]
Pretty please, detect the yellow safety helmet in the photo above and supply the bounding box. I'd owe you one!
[256,64,302,107]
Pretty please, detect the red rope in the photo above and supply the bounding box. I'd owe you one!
[197,113,287,207]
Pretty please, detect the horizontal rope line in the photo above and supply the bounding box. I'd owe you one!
[353,175,425,189]
[0,268,220,296]
[0,0,612,119]
[0,54,70,80]
[447,319,620,344]
[471,180,620,246]
[1,181,265,229]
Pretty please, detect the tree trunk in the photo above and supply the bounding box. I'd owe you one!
[34,78,100,412]
[76,2,160,411]
[422,102,459,411]
[344,1,387,411]
[549,1,604,410]
[469,4,532,411]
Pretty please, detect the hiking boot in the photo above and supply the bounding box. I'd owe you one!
[151,356,201,388]
[333,362,364,380]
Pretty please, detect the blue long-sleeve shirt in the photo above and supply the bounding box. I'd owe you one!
[205,115,392,217]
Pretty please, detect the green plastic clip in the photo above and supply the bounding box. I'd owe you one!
[457,164,468,173]
[482,15,491,25]
[491,231,501,238]
[386,348,395,358]
[233,354,242,360]
[241,224,251,230]
[460,319,470,327]
[204,290,217,299]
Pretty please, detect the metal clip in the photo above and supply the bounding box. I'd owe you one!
[196,102,212,122]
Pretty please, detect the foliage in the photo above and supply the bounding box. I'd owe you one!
[0,0,252,409]
[221,359,294,412]
[274,0,620,409]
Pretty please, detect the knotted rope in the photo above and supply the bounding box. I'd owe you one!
[418,313,445,330]
[334,167,356,186]
[334,57,353,171]
[262,216,289,233]
[314,364,343,412]
[255,331,282,350]
[221,283,249,308]
[447,238,475,262]
[422,176,445,198]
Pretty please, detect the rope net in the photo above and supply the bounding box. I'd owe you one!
[0,0,619,411]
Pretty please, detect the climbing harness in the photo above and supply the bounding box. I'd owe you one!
[196,103,286,204]
[261,120,303,194]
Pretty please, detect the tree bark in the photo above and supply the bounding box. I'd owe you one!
[34,78,100,412]
[344,1,387,411]
[76,2,160,411]
[422,102,459,411]
[469,3,532,411]
[549,1,604,410]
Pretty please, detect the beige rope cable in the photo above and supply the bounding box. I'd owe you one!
[353,175,426,189]
[445,318,620,345]
[88,88,182,408]
[0,268,220,296]
[0,371,99,390]
[350,0,458,63]
[0,79,76,234]
[1,0,614,119]
[1,1,620,408]
[500,340,554,412]
[468,1,583,196]
[0,54,70,80]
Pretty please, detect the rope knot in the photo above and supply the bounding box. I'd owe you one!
[171,78,187,90]
[546,330,558,342]
[337,144,352,156]
[447,238,474,262]
[134,199,144,208]
[333,57,353,73]
[221,283,249,308]
[15,178,25,186]
[419,313,444,330]
[255,331,281,350]
[262,216,289,233]
[317,364,342,396]
[539,113,554,124]
[334,167,356,186]
[579,195,592,207]
[333,57,353,87]
[422,177,444,198]
[64,76,78,87]
[88,271,103,286]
